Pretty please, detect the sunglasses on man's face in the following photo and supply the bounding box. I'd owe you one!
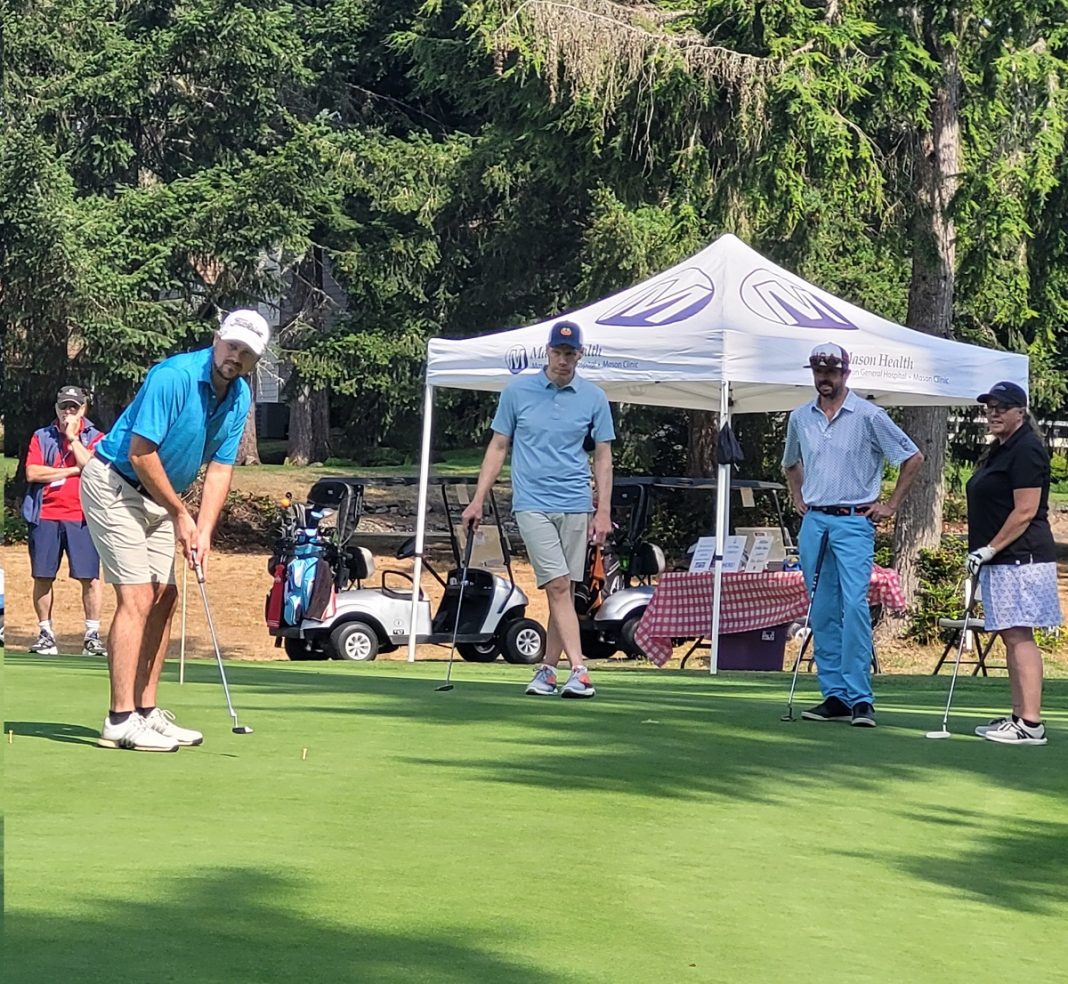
[984,402,1019,415]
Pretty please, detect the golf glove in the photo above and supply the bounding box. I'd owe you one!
[966,545,997,577]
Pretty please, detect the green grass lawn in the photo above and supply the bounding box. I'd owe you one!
[5,656,1066,984]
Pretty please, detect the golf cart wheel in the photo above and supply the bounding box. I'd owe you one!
[330,621,379,662]
[502,618,546,665]
[457,640,500,662]
[580,630,619,661]
[284,637,325,661]
[619,611,646,659]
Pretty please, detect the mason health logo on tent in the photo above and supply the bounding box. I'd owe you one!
[506,345,529,374]
[740,269,858,330]
[596,268,715,328]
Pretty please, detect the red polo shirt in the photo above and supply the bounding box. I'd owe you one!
[25,422,106,522]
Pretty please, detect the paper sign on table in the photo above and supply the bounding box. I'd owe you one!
[721,535,748,572]
[688,537,717,572]
[744,535,773,573]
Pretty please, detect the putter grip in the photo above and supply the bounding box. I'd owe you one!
[193,558,206,584]
[461,529,475,567]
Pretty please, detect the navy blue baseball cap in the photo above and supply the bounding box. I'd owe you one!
[977,381,1027,407]
[548,320,583,350]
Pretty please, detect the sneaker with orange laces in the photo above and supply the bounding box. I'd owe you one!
[561,666,595,699]
[525,664,558,696]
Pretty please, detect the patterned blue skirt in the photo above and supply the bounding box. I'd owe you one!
[980,562,1062,631]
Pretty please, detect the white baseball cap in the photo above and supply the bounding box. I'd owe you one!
[805,342,850,370]
[218,309,271,357]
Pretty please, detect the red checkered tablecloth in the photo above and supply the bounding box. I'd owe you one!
[635,566,906,668]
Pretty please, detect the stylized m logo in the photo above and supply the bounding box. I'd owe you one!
[506,346,528,374]
[596,268,715,328]
[740,270,857,330]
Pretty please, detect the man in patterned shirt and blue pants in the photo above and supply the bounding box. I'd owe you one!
[782,343,925,728]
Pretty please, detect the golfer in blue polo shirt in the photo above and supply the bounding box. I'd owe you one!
[782,342,924,728]
[80,309,271,751]
[462,320,615,698]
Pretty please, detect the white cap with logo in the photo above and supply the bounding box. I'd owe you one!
[218,309,271,358]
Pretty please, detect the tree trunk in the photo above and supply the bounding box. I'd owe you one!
[893,30,961,602]
[287,375,314,467]
[686,409,718,476]
[286,375,331,466]
[236,403,260,466]
[235,373,261,466]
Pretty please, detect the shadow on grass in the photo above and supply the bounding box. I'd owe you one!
[6,721,99,746]
[4,868,570,984]
[843,808,1068,916]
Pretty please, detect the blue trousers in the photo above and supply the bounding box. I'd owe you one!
[799,511,874,707]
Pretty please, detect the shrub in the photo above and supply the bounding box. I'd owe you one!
[2,506,29,545]
[906,534,970,643]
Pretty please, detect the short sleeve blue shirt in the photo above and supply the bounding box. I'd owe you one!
[96,348,251,494]
[492,370,615,513]
[782,389,919,505]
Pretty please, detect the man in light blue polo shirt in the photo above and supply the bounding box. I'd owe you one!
[462,320,615,698]
[782,342,924,728]
[80,309,270,751]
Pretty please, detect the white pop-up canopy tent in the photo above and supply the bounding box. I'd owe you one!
[407,233,1029,670]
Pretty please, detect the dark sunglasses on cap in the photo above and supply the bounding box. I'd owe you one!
[808,355,847,370]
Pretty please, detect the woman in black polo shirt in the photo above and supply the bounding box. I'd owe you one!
[965,381,1061,746]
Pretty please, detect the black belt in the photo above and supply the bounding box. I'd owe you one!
[809,504,868,516]
[97,456,157,503]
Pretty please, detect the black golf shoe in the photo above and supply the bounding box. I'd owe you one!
[801,696,852,721]
[850,701,877,727]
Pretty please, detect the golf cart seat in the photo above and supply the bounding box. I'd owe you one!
[345,546,375,582]
[629,542,665,584]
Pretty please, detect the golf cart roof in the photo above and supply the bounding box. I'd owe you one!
[311,475,488,490]
[616,476,786,491]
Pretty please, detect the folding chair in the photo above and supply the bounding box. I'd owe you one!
[932,584,1005,676]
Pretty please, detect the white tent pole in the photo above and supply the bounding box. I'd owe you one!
[407,381,435,663]
[709,383,731,675]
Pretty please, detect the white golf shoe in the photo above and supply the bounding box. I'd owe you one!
[144,708,204,747]
[97,713,180,752]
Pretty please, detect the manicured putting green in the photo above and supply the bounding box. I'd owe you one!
[5,654,1066,983]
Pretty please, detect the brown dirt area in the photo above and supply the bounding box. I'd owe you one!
[4,481,1067,676]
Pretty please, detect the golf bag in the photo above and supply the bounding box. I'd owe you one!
[573,541,625,617]
[266,499,338,628]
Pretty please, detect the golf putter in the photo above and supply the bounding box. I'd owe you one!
[781,527,831,722]
[926,575,980,740]
[436,527,476,692]
[192,553,254,734]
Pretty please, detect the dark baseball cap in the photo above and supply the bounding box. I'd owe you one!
[548,320,583,350]
[56,385,88,406]
[977,381,1027,407]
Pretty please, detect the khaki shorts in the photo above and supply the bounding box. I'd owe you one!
[79,456,177,585]
[515,511,589,587]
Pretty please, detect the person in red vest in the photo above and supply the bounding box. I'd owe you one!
[22,386,107,656]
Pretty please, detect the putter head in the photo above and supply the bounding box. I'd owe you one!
[925,729,951,740]
[232,726,254,734]
[780,711,795,722]
[435,684,455,692]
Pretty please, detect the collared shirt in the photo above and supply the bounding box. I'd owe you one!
[492,369,615,512]
[965,424,1055,564]
[25,419,105,522]
[95,347,251,494]
[782,389,919,506]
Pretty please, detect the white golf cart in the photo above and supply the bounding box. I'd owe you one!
[266,476,546,665]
